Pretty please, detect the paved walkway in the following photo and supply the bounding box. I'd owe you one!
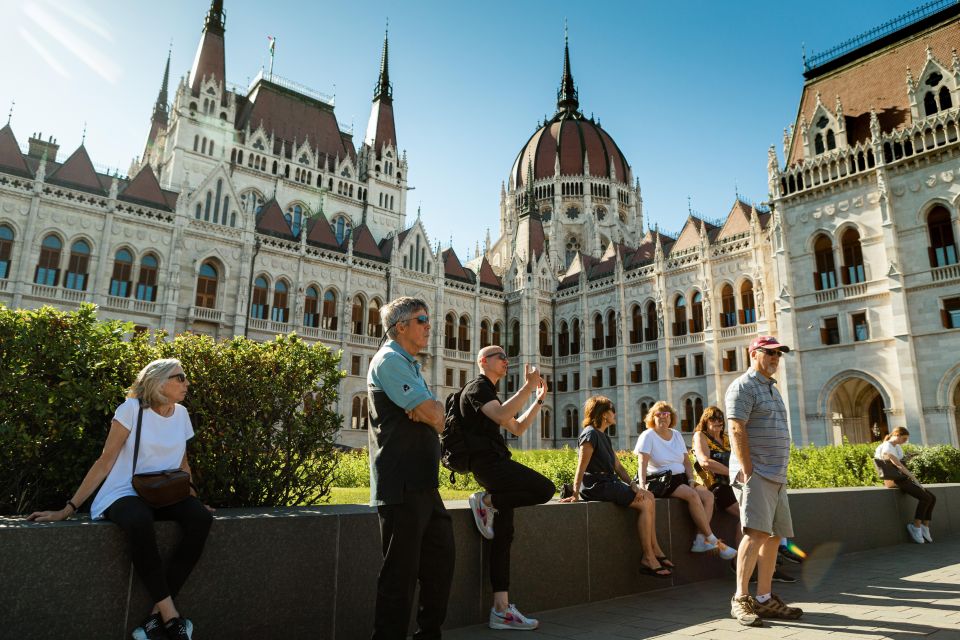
[447,536,960,639]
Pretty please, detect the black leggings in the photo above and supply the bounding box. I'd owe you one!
[895,479,936,521]
[470,453,556,592]
[106,495,213,603]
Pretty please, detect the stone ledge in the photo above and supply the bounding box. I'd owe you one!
[1,484,958,639]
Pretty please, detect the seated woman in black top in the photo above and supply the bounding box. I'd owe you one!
[560,395,671,577]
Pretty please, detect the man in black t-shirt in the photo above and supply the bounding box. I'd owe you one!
[460,345,555,630]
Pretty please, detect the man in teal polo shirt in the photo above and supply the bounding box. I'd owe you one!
[368,296,453,640]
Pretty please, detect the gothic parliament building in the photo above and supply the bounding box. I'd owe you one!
[1,1,959,450]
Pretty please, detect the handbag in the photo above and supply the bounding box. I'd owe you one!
[131,404,192,508]
[644,470,673,498]
[873,457,905,481]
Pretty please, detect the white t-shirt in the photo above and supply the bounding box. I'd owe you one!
[90,397,195,519]
[875,441,903,461]
[634,428,688,475]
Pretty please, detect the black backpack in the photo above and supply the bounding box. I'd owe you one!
[440,388,472,482]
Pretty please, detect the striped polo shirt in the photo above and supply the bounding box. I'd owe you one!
[724,368,791,484]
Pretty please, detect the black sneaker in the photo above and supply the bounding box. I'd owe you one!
[131,613,165,640]
[772,568,797,583]
[163,617,193,640]
[778,544,804,564]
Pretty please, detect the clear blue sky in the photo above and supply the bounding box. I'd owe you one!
[0,0,912,258]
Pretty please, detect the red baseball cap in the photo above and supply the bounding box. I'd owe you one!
[749,336,791,353]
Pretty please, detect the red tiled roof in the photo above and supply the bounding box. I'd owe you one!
[787,17,960,166]
[0,125,32,178]
[350,224,384,260]
[442,248,474,283]
[255,199,295,239]
[366,100,397,154]
[670,217,705,254]
[758,211,772,229]
[526,215,546,258]
[48,146,105,194]
[477,256,502,290]
[716,200,754,240]
[189,31,225,95]
[305,212,341,250]
[120,165,170,210]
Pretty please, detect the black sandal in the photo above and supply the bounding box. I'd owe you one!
[640,562,672,577]
[656,555,674,568]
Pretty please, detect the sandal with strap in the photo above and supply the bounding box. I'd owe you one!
[640,562,672,577]
[656,555,674,568]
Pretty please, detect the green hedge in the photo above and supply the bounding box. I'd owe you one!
[0,304,345,514]
[332,441,960,498]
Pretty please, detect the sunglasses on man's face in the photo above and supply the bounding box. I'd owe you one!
[756,347,783,357]
[405,315,429,325]
[487,352,508,361]
[168,373,187,383]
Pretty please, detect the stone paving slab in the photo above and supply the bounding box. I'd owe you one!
[445,536,960,639]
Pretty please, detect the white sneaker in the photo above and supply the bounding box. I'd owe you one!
[717,540,738,560]
[920,524,933,543]
[469,491,495,539]
[489,604,539,630]
[691,536,719,553]
[906,523,924,544]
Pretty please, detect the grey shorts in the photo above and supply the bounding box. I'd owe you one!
[731,472,793,538]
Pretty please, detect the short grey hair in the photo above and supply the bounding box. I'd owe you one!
[127,358,182,407]
[381,296,429,340]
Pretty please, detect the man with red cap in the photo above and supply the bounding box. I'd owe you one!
[725,336,803,627]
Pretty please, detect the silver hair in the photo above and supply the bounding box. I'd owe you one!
[381,296,429,340]
[127,358,182,407]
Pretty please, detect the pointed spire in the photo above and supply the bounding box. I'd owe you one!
[6,100,13,126]
[373,22,392,103]
[190,0,226,94]
[204,0,225,35]
[153,48,171,124]
[556,23,579,114]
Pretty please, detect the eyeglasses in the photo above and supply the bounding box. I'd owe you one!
[655,411,672,417]
[756,347,783,357]
[487,352,508,361]
[404,315,429,325]
[168,373,187,383]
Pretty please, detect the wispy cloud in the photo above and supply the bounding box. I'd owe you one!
[48,0,114,43]
[18,25,70,78]
[23,1,121,84]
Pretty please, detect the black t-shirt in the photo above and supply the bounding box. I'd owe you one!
[460,374,510,458]
[578,426,617,477]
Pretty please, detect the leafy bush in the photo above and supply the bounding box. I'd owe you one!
[0,304,345,514]
[905,445,960,483]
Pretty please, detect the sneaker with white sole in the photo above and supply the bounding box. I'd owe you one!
[162,618,193,640]
[489,604,539,630]
[730,595,763,627]
[716,540,737,560]
[131,613,165,640]
[920,524,933,543]
[906,523,925,544]
[469,491,495,539]
[691,536,719,553]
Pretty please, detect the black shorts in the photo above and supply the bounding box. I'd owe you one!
[661,472,689,498]
[581,476,636,507]
[711,483,737,510]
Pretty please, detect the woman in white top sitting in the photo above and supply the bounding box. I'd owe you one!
[875,426,936,544]
[634,401,736,559]
[28,359,211,640]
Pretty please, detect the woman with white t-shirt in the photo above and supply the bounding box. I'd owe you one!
[28,359,211,640]
[875,426,936,544]
[634,401,736,559]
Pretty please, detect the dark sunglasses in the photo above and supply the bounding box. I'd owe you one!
[168,373,187,382]
[487,352,508,361]
[405,314,429,325]
[756,347,783,357]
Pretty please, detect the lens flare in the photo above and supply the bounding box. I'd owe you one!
[784,540,807,559]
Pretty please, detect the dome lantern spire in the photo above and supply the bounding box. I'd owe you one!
[556,22,579,114]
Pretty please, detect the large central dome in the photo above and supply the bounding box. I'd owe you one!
[510,40,631,188]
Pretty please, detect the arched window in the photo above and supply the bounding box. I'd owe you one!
[251,276,269,319]
[368,299,383,337]
[927,206,958,267]
[826,129,836,150]
[35,235,62,286]
[538,320,551,356]
[814,234,838,290]
[558,321,569,357]
[644,301,657,341]
[690,292,704,334]
[351,396,369,430]
[493,321,503,348]
[286,204,304,237]
[136,254,158,302]
[925,91,939,116]
[333,216,351,245]
[508,320,520,357]
[322,290,338,330]
[541,409,551,439]
[571,318,581,354]
[720,284,736,327]
[563,407,578,439]
[683,398,694,432]
[814,133,824,155]
[64,240,91,291]
[637,402,650,434]
[592,314,604,351]
[673,295,687,336]
[629,304,642,344]
[740,281,756,324]
[605,310,617,347]
[840,229,865,284]
[695,397,704,426]
[351,296,365,335]
[939,85,953,111]
[304,286,320,328]
[109,249,133,297]
[0,225,13,279]
[444,313,456,350]
[480,320,491,348]
[272,280,289,323]
[195,262,218,308]
[458,315,470,352]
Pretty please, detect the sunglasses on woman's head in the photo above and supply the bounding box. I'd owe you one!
[168,373,187,382]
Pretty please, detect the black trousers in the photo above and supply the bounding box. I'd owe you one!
[470,453,556,592]
[373,488,455,640]
[895,478,936,521]
[106,495,213,604]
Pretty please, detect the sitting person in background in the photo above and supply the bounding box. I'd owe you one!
[635,401,736,560]
[692,406,741,547]
[875,427,935,544]
[560,395,672,577]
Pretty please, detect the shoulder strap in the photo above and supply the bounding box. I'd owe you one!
[131,403,144,477]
